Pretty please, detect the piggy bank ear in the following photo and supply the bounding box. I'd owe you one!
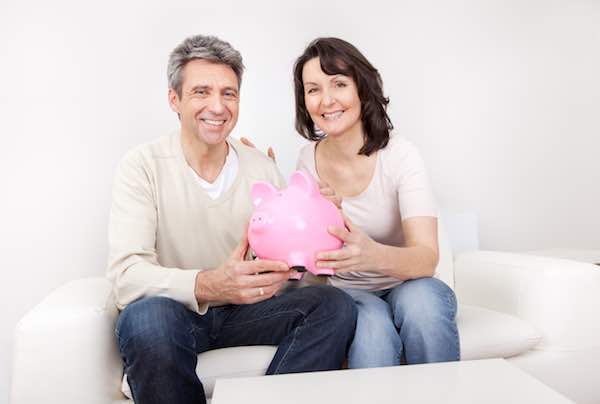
[289,170,318,196]
[251,181,278,206]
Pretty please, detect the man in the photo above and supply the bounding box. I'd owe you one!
[107,35,357,404]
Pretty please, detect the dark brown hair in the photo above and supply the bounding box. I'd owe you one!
[293,37,393,156]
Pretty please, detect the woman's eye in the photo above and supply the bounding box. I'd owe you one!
[306,88,317,94]
[336,81,347,88]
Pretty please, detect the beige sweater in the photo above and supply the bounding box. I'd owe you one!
[107,132,285,314]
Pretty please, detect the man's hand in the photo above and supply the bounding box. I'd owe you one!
[240,137,276,162]
[318,179,342,209]
[194,233,290,305]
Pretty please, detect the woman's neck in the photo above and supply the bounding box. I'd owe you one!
[320,123,365,163]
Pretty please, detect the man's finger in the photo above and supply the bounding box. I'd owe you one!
[244,272,290,288]
[239,259,289,274]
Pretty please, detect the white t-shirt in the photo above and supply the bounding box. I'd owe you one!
[189,142,239,200]
[296,135,437,291]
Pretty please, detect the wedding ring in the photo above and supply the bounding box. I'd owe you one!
[259,287,265,296]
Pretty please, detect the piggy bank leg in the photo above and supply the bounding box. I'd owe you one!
[288,270,304,281]
[312,267,335,277]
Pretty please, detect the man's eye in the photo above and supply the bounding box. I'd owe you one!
[224,91,237,99]
[194,89,206,95]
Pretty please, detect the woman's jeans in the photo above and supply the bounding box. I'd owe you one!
[343,277,460,368]
[115,285,357,404]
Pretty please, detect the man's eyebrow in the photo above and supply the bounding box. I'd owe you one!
[189,84,210,92]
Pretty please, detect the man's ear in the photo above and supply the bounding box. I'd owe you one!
[168,88,180,114]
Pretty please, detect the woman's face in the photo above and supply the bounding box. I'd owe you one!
[302,57,362,138]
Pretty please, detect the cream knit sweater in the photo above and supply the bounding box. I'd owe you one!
[107,132,284,314]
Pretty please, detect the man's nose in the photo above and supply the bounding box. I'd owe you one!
[208,94,226,114]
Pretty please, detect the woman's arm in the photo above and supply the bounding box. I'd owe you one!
[316,215,439,280]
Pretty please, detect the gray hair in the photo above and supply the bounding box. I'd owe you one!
[167,35,244,97]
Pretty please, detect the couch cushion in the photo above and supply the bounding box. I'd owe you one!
[121,345,277,400]
[458,304,541,360]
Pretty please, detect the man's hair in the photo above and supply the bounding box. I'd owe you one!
[293,37,393,156]
[167,35,244,97]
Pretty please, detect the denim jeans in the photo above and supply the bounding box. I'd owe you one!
[342,277,460,368]
[115,285,357,404]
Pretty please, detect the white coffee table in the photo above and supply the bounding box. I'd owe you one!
[211,359,573,404]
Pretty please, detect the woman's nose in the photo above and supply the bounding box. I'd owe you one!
[321,90,335,106]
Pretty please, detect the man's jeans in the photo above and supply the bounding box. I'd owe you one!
[343,277,460,368]
[115,285,357,404]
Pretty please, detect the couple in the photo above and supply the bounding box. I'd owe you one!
[108,34,460,404]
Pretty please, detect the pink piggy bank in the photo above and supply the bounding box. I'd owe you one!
[248,170,344,280]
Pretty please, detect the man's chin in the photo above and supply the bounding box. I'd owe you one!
[194,130,231,146]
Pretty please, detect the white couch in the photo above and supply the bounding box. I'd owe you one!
[10,222,600,404]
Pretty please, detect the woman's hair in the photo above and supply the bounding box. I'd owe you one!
[293,37,393,156]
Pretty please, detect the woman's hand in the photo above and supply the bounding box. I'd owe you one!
[240,137,276,162]
[317,179,342,209]
[316,214,381,273]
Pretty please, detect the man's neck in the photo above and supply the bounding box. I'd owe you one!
[181,132,229,183]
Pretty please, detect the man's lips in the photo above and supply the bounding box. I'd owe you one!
[200,118,226,126]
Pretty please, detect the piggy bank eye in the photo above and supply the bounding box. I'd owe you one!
[277,192,283,197]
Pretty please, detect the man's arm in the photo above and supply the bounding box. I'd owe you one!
[107,149,291,313]
[107,150,204,312]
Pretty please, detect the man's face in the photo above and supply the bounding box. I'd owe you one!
[169,59,240,145]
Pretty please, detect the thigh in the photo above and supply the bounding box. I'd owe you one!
[383,278,457,326]
[342,288,401,367]
[213,285,354,349]
[116,296,214,355]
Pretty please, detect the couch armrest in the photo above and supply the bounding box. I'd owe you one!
[11,277,123,404]
[454,251,600,351]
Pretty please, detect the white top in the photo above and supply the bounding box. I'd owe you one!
[296,135,437,291]
[189,143,239,200]
[107,132,284,314]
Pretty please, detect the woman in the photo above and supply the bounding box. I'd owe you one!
[293,37,460,368]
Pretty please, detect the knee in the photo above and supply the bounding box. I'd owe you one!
[304,285,357,332]
[392,278,457,328]
[116,296,191,357]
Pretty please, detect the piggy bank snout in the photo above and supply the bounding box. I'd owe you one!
[249,212,270,232]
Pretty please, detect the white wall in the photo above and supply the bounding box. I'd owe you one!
[1,0,599,401]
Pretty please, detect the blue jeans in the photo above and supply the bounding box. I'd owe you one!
[115,285,357,404]
[342,277,460,368]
